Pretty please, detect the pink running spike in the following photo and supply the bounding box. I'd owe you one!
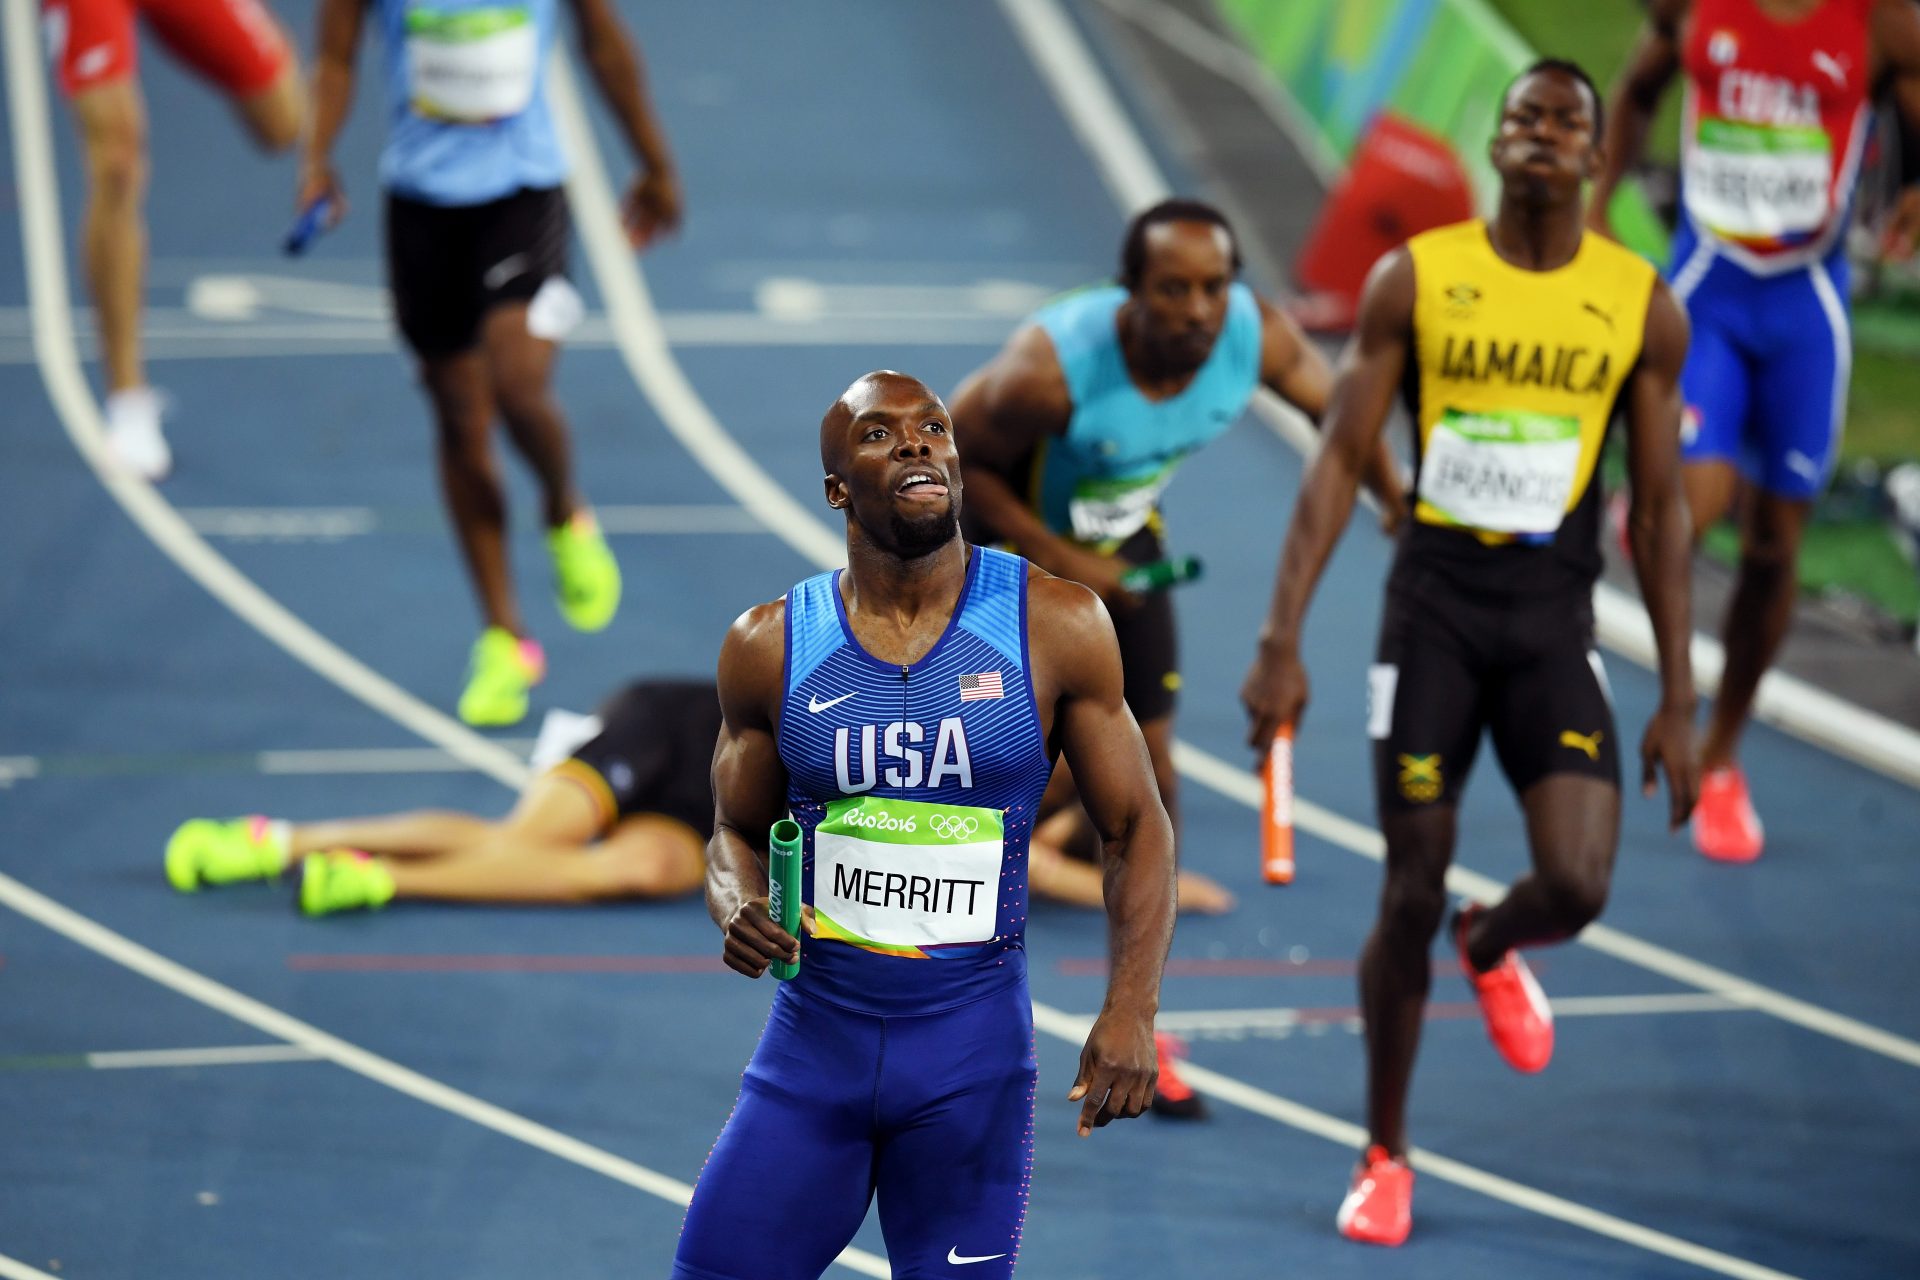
[518,639,548,681]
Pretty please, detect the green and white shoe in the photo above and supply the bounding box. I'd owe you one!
[548,511,621,633]
[458,627,546,727]
[298,850,396,917]
[165,816,289,892]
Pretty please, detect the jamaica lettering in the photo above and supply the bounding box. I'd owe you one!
[1439,335,1611,395]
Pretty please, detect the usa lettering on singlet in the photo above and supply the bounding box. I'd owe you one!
[776,547,1054,1016]
[1027,284,1262,549]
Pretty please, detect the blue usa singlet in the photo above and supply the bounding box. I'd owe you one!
[672,546,1055,1280]
[779,543,1052,1014]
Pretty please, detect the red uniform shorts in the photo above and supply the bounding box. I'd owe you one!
[42,0,290,98]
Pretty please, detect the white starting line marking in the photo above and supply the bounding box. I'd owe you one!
[1155,993,1746,1040]
[177,504,764,541]
[86,1044,324,1070]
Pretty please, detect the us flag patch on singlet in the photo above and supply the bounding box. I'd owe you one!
[959,671,1004,701]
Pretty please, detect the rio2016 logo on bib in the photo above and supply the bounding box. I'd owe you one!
[405,4,537,124]
[812,797,1005,956]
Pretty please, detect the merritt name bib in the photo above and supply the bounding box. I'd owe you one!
[811,797,1004,953]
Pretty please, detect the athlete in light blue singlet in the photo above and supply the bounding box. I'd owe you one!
[676,372,1176,1280]
[300,0,681,727]
[950,201,1403,962]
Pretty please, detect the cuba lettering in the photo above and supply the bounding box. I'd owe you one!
[834,718,974,794]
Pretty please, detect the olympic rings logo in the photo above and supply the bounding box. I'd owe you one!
[929,813,979,840]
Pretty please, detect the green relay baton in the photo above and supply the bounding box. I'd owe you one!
[768,819,803,981]
[1119,555,1203,594]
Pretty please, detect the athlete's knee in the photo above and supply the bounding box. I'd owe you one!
[83,114,147,205]
[426,382,493,458]
[491,372,556,431]
[1376,871,1448,950]
[1538,859,1610,932]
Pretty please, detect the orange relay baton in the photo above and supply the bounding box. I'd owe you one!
[1261,723,1296,885]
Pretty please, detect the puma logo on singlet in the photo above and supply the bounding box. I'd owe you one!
[1559,729,1604,761]
[1811,51,1847,90]
[1581,301,1615,330]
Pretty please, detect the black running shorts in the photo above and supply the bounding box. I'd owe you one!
[1369,565,1619,816]
[385,185,572,357]
[552,680,724,839]
[1111,526,1180,724]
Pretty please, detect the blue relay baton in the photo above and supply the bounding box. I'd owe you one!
[282,194,337,257]
[768,819,803,981]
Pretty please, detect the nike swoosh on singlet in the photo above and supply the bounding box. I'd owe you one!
[807,691,857,713]
[947,1248,1008,1265]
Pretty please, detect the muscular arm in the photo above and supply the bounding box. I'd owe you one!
[1242,250,1414,746]
[1258,297,1406,525]
[1030,575,1175,1134]
[1624,280,1700,829]
[564,0,682,244]
[298,0,368,209]
[1591,0,1688,233]
[706,602,799,977]
[950,328,1136,598]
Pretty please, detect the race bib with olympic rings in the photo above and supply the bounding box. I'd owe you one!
[812,796,1004,953]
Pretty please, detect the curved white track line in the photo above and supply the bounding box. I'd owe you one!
[1,2,883,1273]
[1076,0,1920,788]
[550,19,1804,1279]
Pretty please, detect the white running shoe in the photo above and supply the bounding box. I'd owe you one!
[104,387,171,481]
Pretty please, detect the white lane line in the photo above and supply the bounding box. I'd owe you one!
[0,757,41,786]
[1171,740,1920,1068]
[1081,0,1920,789]
[2,7,883,1272]
[177,504,763,540]
[545,56,848,576]
[1,0,525,793]
[0,310,1016,359]
[1012,0,1920,1069]
[1086,0,1344,184]
[181,507,379,539]
[1034,1005,1797,1280]
[1153,993,1745,1037]
[552,19,1808,1277]
[0,870,702,1209]
[0,1253,62,1280]
[86,1044,323,1070]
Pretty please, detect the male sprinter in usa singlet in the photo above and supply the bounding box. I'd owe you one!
[1242,63,1700,1245]
[672,372,1177,1280]
[1593,0,1920,860]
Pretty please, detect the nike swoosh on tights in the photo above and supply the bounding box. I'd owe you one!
[947,1248,1008,1266]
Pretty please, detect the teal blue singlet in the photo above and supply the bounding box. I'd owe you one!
[1029,283,1262,547]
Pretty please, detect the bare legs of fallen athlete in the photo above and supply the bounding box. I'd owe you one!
[1029,719,1236,915]
[287,774,705,904]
